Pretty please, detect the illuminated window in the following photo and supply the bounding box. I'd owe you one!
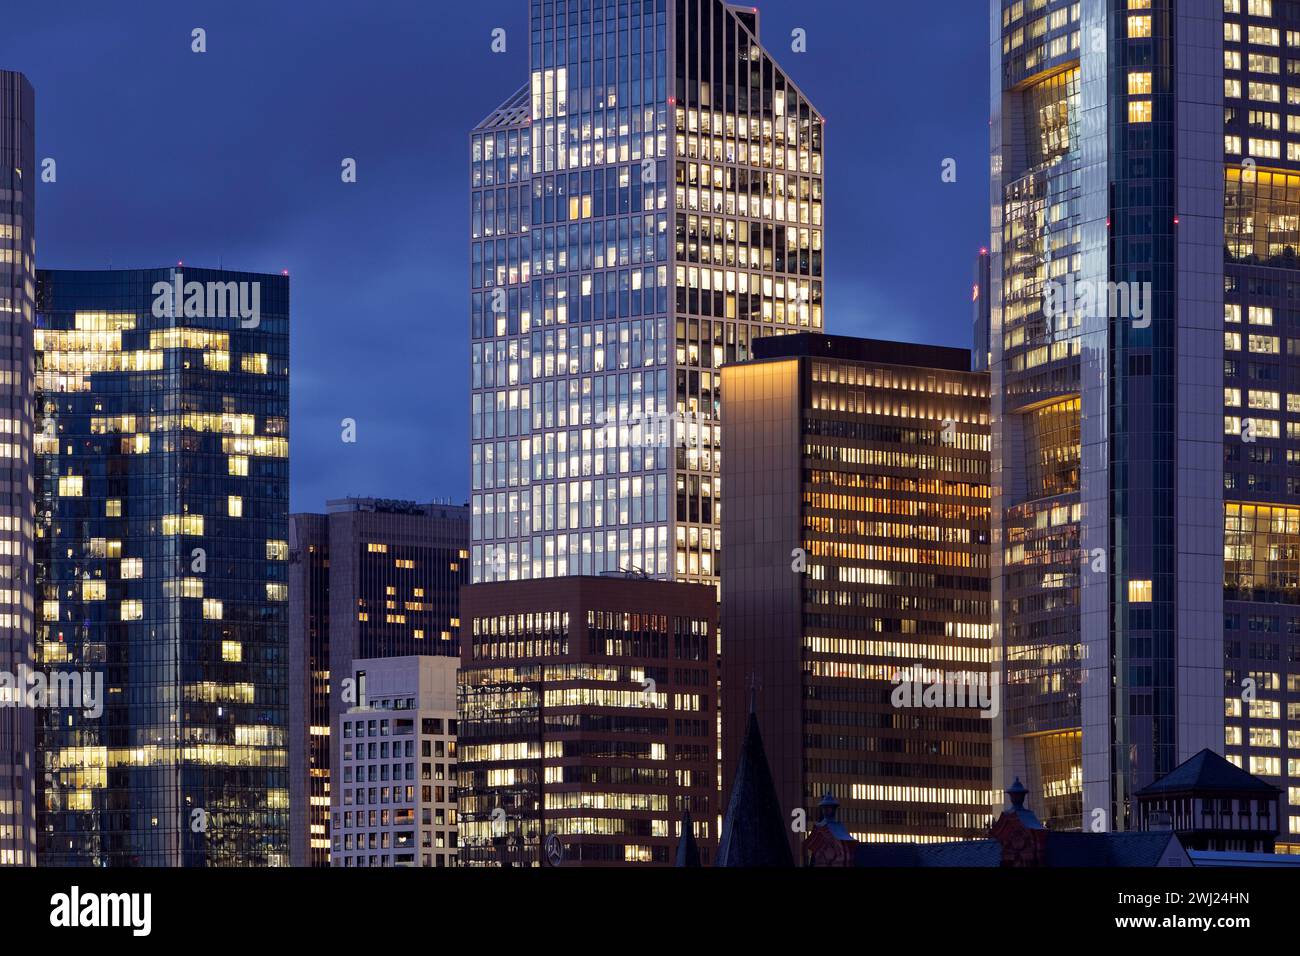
[82,580,105,601]
[266,539,288,561]
[58,475,83,497]
[267,583,288,602]
[121,600,143,621]
[203,598,223,620]
[1128,15,1152,38]
[228,495,243,518]
[161,514,204,535]
[121,557,143,579]
[228,455,249,476]
[106,498,122,517]
[222,640,242,662]
[1128,100,1153,123]
[1128,71,1152,95]
[368,542,388,553]
[1128,580,1153,603]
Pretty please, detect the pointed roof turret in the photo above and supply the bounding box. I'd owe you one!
[717,708,794,867]
[674,809,701,867]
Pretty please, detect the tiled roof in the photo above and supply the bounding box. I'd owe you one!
[1135,749,1282,796]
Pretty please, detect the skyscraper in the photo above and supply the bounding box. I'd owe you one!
[34,267,289,865]
[0,69,36,868]
[288,498,468,866]
[973,247,991,373]
[722,332,992,857]
[989,1,1225,832]
[469,0,824,588]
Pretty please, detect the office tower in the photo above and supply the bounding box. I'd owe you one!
[469,0,824,587]
[973,247,991,372]
[990,1,1225,832]
[34,266,290,866]
[721,332,992,858]
[457,576,717,866]
[1219,0,1300,855]
[0,69,35,867]
[287,498,468,867]
[330,655,459,867]
[288,512,329,867]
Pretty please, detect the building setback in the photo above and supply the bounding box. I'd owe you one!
[721,332,992,859]
[34,267,289,865]
[330,655,459,867]
[469,0,824,588]
[458,575,717,866]
[0,69,36,868]
[288,498,468,867]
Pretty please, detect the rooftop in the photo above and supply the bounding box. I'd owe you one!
[747,332,975,373]
[1135,748,1283,797]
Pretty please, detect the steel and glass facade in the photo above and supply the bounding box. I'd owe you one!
[990,0,1226,833]
[722,334,993,858]
[0,70,36,868]
[34,267,289,866]
[469,0,824,588]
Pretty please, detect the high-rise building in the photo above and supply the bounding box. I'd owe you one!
[330,655,460,867]
[469,0,824,588]
[288,511,328,867]
[721,332,992,858]
[973,247,991,372]
[34,267,290,865]
[457,575,717,866]
[0,69,36,868]
[989,1,1229,833]
[287,498,468,866]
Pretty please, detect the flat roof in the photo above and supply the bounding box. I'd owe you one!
[744,332,974,373]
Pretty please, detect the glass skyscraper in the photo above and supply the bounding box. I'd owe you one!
[0,69,36,868]
[990,1,1300,846]
[469,0,824,588]
[34,267,289,865]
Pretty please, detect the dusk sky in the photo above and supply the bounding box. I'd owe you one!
[1,0,987,511]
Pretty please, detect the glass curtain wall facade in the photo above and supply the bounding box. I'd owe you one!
[469,0,824,589]
[34,267,290,866]
[990,0,1224,832]
[0,70,36,867]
